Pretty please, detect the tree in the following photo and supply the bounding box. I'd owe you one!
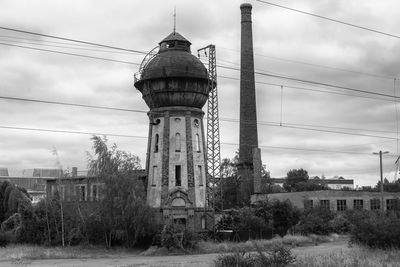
[376,178,400,192]
[283,169,309,192]
[87,136,158,248]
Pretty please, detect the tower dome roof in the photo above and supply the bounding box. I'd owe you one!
[138,32,207,81]
[134,32,210,109]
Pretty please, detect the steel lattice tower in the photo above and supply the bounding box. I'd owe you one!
[198,44,222,232]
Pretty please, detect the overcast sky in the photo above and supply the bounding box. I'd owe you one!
[1,0,400,186]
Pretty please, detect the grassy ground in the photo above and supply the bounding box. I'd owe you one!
[0,244,140,261]
[296,246,400,267]
[197,234,338,254]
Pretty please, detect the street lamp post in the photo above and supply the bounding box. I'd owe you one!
[373,150,389,211]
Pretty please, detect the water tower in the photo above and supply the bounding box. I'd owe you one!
[134,31,210,230]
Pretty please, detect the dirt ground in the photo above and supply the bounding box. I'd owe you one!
[0,239,349,267]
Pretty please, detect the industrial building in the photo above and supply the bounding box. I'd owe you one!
[251,190,400,211]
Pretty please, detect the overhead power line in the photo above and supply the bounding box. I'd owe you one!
[0,124,392,157]
[1,94,399,137]
[218,46,394,80]
[255,0,400,39]
[1,28,397,101]
[0,38,141,55]
[0,26,147,54]
[0,42,140,65]
[1,94,398,138]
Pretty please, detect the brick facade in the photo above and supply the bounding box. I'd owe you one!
[238,3,259,203]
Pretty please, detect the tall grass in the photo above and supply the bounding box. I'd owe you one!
[296,246,400,267]
[197,234,339,254]
[0,244,136,260]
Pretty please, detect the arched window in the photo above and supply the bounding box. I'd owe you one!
[195,134,201,152]
[175,133,181,152]
[154,134,159,153]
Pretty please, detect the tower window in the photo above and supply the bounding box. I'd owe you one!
[152,166,157,186]
[195,134,201,152]
[198,165,203,186]
[154,134,159,153]
[175,165,181,186]
[175,133,181,152]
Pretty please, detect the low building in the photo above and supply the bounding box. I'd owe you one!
[0,168,62,204]
[269,177,354,190]
[45,169,146,203]
[251,190,400,211]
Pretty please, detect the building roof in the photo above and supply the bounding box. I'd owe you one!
[269,178,354,185]
[159,32,191,45]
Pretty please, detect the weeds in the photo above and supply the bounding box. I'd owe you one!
[214,243,296,267]
[296,246,400,267]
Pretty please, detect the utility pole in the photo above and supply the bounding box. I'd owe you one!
[373,150,389,211]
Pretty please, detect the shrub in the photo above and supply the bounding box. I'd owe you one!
[214,251,255,267]
[349,211,400,248]
[214,243,295,267]
[296,207,335,235]
[160,223,199,251]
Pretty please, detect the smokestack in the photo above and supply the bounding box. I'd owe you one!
[238,3,259,204]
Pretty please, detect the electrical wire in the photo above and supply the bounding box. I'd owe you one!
[0,42,140,65]
[0,26,147,54]
[255,0,400,40]
[1,94,399,137]
[218,46,394,80]
[1,33,398,102]
[0,124,394,157]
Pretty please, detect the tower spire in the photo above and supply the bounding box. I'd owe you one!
[173,6,176,34]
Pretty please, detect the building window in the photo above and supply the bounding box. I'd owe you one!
[152,166,157,186]
[337,200,347,211]
[305,199,313,209]
[198,165,203,186]
[154,134,159,153]
[386,199,397,210]
[51,184,56,198]
[320,200,330,209]
[60,185,65,201]
[75,184,87,201]
[175,133,181,152]
[92,184,101,201]
[353,199,363,210]
[370,199,380,210]
[201,216,206,229]
[195,134,201,152]
[175,165,181,186]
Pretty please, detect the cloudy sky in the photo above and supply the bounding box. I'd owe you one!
[1,0,399,186]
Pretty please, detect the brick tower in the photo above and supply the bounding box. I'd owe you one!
[238,3,260,204]
[134,32,209,231]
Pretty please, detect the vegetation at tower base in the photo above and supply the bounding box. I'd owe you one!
[219,155,272,208]
[86,135,159,248]
[0,136,159,248]
[216,200,300,239]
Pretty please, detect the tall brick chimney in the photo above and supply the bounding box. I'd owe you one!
[238,3,260,204]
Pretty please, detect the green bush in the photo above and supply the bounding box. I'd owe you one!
[214,243,295,267]
[296,207,335,235]
[160,223,199,251]
[349,211,400,248]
